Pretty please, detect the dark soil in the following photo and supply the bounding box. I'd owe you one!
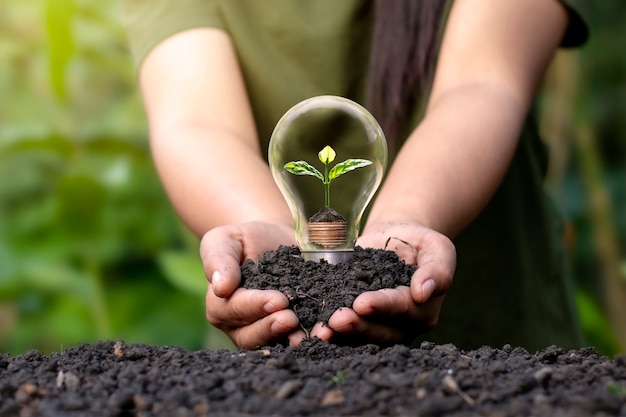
[4,248,625,416]
[309,206,345,222]
[2,339,625,416]
[240,245,416,331]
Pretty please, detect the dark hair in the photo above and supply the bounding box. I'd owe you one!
[366,0,446,151]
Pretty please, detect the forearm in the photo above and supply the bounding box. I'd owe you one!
[366,84,526,238]
[151,122,292,237]
[365,0,566,238]
[136,29,292,237]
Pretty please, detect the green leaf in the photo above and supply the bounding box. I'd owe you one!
[318,145,336,165]
[44,0,76,99]
[328,159,372,180]
[576,290,621,357]
[157,250,206,296]
[284,161,324,181]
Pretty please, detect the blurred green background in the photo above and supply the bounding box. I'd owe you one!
[0,1,624,356]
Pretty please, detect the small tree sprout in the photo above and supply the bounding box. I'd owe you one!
[284,145,372,207]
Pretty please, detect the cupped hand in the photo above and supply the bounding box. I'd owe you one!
[200,221,304,349]
[311,222,456,346]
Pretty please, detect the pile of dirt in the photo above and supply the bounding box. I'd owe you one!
[1,339,625,416]
[3,247,624,416]
[240,245,416,331]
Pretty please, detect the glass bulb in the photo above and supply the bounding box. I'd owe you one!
[268,95,388,264]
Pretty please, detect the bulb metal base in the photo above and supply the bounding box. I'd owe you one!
[301,250,354,264]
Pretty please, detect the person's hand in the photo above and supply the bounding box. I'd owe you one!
[200,221,303,349]
[311,222,456,345]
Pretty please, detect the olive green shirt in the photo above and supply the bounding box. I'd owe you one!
[120,0,587,352]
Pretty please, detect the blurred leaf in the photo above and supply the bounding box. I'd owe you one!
[0,241,16,281]
[44,0,76,99]
[157,251,206,296]
[106,272,207,349]
[576,290,621,357]
[0,147,65,201]
[56,174,106,238]
[0,260,96,301]
[6,294,96,355]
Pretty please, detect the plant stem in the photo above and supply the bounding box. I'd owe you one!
[324,162,330,207]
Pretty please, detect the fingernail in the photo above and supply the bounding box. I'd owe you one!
[336,323,353,333]
[421,279,435,300]
[212,271,222,293]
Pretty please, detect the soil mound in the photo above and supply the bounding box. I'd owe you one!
[240,246,416,330]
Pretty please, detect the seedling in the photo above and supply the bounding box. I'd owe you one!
[329,370,347,386]
[284,145,372,207]
[608,382,626,396]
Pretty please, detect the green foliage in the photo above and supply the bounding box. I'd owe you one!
[284,160,324,181]
[157,251,207,296]
[329,159,373,181]
[0,133,217,353]
[44,0,76,99]
[284,145,372,207]
[576,291,620,357]
[0,0,229,354]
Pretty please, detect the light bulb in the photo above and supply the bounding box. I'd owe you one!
[268,95,388,264]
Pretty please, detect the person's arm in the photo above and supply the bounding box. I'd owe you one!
[139,28,292,235]
[139,28,299,348]
[369,0,567,237]
[322,0,569,344]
